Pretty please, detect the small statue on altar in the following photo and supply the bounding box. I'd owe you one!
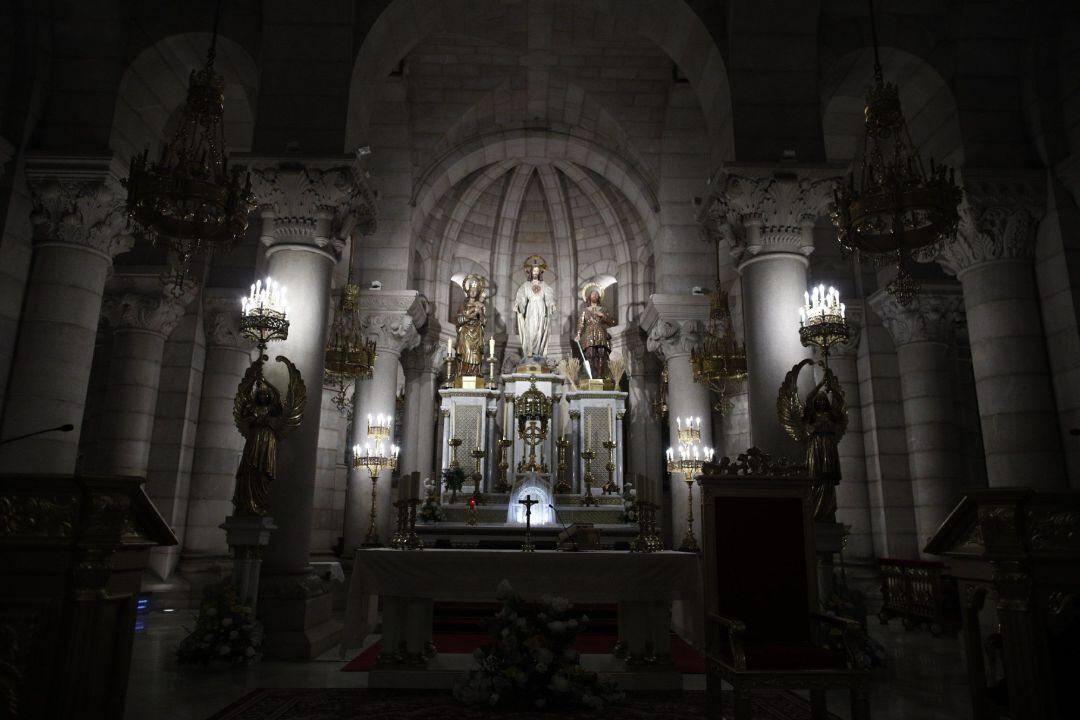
[454,273,487,376]
[232,356,306,516]
[575,282,616,381]
[777,359,848,521]
[514,255,557,359]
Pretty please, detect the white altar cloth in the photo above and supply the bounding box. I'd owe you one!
[342,548,703,661]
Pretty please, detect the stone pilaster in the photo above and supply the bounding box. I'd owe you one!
[183,297,253,563]
[641,294,711,549]
[247,158,371,659]
[91,273,198,478]
[872,286,965,556]
[400,332,444,484]
[701,166,839,458]
[611,331,662,490]
[344,290,426,555]
[0,155,133,472]
[931,171,1065,488]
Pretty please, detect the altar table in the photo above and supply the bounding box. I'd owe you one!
[341,548,703,664]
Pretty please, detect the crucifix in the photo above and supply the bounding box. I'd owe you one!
[518,493,538,552]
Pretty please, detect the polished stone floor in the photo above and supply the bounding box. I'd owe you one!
[125,610,973,720]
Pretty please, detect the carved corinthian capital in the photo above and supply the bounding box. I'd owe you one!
[24,155,133,260]
[202,295,253,350]
[870,286,964,347]
[699,166,839,262]
[639,293,709,360]
[359,290,428,357]
[102,272,199,337]
[247,159,378,259]
[933,171,1046,276]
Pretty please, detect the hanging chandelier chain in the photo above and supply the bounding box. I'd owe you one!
[868,0,883,84]
[207,0,224,67]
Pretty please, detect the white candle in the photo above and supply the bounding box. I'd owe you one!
[447,337,453,355]
[450,404,455,438]
[489,337,495,356]
[608,406,614,440]
[476,415,482,449]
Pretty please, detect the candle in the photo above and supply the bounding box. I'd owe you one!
[447,337,453,356]
[489,337,495,356]
[504,397,511,440]
[476,415,482,450]
[450,404,455,438]
[586,415,592,447]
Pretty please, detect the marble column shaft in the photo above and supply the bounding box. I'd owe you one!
[873,289,965,556]
[936,174,1066,488]
[345,291,424,553]
[0,157,132,472]
[401,338,441,484]
[93,276,197,476]
[643,295,712,548]
[183,300,252,560]
[701,168,836,459]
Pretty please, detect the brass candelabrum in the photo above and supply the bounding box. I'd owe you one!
[470,446,486,504]
[601,440,617,495]
[442,350,457,388]
[630,501,663,553]
[495,438,512,493]
[678,478,700,553]
[580,447,598,506]
[554,436,571,493]
[486,349,499,386]
[446,437,463,503]
[352,449,398,547]
[391,498,422,550]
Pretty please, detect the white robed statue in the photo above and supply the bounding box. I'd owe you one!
[514,255,557,359]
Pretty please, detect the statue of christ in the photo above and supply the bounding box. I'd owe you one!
[514,255,557,360]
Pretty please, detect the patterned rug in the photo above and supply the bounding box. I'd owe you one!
[207,689,840,720]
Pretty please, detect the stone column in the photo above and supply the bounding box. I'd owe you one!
[249,160,372,659]
[934,172,1066,488]
[344,291,425,554]
[0,156,132,472]
[641,295,711,549]
[401,335,442,484]
[614,331,662,489]
[872,287,966,555]
[91,274,197,476]
[826,303,875,565]
[182,297,252,563]
[700,168,837,458]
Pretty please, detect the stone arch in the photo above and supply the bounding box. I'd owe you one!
[821,47,965,168]
[345,0,735,163]
[110,33,259,166]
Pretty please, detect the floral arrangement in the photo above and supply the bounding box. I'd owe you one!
[419,477,445,523]
[442,465,467,503]
[176,580,263,667]
[617,480,638,524]
[454,581,624,711]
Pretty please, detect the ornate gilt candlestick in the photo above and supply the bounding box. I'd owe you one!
[646,501,663,552]
[486,344,499,386]
[554,436,571,494]
[448,437,462,469]
[601,439,617,495]
[495,438,512,493]
[580,447,598,506]
[630,501,657,553]
[390,500,408,549]
[470,446,486,503]
[352,441,399,547]
[678,478,699,552]
[403,498,423,550]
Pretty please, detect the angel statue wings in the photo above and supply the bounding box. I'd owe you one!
[232,355,307,516]
[777,358,848,521]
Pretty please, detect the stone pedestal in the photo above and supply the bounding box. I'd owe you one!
[221,515,277,611]
[0,156,132,473]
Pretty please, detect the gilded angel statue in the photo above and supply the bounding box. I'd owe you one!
[232,355,307,516]
[777,358,847,521]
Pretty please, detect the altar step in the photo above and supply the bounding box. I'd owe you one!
[415,522,639,549]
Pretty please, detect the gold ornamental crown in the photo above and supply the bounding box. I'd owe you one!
[580,281,603,303]
[462,273,487,295]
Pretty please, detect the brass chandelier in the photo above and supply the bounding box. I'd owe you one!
[831,0,962,306]
[324,251,377,414]
[124,0,255,284]
[691,287,748,414]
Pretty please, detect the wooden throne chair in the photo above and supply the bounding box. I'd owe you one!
[698,451,870,720]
